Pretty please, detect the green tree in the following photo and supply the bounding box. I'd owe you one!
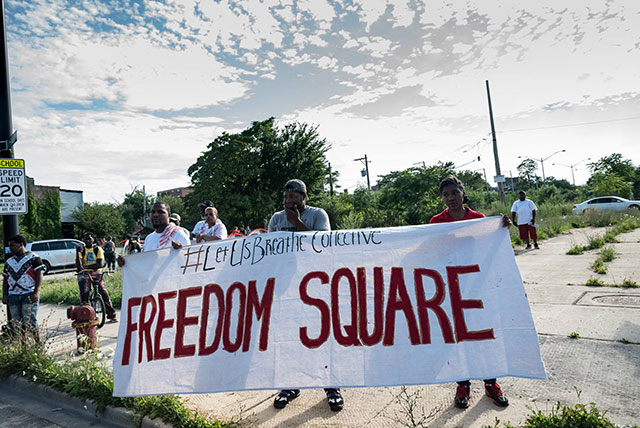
[21,187,61,241]
[120,188,156,232]
[589,173,632,198]
[517,158,539,188]
[187,118,331,228]
[72,202,126,239]
[587,153,639,198]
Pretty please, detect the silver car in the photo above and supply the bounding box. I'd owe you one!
[26,239,83,274]
[572,196,640,214]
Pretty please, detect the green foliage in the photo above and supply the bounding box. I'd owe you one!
[40,272,122,309]
[599,246,616,262]
[567,244,585,255]
[0,338,231,427]
[72,202,126,240]
[187,118,331,229]
[568,332,581,339]
[589,173,632,198]
[590,259,607,274]
[21,187,62,241]
[619,278,639,288]
[585,278,605,286]
[121,188,156,232]
[585,234,605,250]
[517,158,539,187]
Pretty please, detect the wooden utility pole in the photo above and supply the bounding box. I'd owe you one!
[486,80,505,205]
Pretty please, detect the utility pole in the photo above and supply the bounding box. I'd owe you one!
[328,162,334,197]
[1,0,19,258]
[486,80,505,205]
[354,155,371,190]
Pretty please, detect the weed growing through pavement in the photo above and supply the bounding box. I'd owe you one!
[392,386,439,428]
[585,278,605,286]
[599,246,616,262]
[568,332,581,339]
[618,338,632,344]
[567,244,585,255]
[590,259,608,274]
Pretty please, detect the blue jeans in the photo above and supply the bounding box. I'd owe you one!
[8,293,39,332]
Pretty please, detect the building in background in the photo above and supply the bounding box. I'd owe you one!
[157,186,193,198]
[27,177,83,238]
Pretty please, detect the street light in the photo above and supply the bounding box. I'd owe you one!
[553,157,591,186]
[518,149,566,181]
[354,155,371,189]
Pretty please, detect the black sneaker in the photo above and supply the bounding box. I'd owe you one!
[454,384,470,408]
[325,388,344,411]
[485,383,509,407]
[274,389,300,409]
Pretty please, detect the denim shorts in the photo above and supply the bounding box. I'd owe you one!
[8,293,39,330]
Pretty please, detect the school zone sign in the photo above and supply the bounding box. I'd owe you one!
[113,218,545,396]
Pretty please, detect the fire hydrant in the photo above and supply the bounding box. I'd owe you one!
[67,305,99,353]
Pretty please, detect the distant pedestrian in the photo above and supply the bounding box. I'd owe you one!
[169,213,191,241]
[511,191,539,249]
[103,236,117,271]
[2,234,44,340]
[430,176,511,409]
[191,200,215,241]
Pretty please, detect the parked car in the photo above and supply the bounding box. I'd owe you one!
[572,196,640,214]
[26,239,84,274]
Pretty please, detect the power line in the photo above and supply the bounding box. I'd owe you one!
[502,116,640,133]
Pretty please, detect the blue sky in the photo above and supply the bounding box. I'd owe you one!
[6,0,640,202]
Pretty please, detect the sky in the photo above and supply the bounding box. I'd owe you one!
[5,0,640,203]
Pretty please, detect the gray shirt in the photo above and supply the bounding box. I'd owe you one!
[268,205,330,232]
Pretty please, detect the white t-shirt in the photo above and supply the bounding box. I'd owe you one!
[200,219,228,240]
[143,225,190,251]
[268,206,330,232]
[192,220,207,236]
[511,199,537,225]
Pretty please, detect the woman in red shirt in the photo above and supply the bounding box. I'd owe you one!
[430,176,511,409]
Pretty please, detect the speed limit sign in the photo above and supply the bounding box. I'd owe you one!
[0,158,28,214]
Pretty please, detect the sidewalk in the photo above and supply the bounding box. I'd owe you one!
[2,227,639,427]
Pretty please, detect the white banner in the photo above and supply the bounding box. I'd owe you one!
[113,217,545,397]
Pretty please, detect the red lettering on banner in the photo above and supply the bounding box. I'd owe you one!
[358,267,384,346]
[223,282,247,352]
[414,269,454,344]
[174,286,203,358]
[383,267,421,346]
[121,297,141,366]
[299,271,331,348]
[199,284,225,356]
[243,278,275,352]
[331,268,359,346]
[138,295,157,363]
[447,265,495,342]
[154,291,177,360]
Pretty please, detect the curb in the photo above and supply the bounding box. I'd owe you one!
[0,375,172,428]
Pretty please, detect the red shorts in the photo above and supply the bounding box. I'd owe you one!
[518,224,538,240]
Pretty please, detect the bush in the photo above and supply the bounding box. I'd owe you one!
[40,272,123,309]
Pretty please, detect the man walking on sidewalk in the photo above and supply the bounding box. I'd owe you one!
[511,191,539,249]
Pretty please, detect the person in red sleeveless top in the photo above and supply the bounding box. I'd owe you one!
[430,176,511,409]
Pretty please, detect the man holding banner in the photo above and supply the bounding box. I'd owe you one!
[268,178,344,411]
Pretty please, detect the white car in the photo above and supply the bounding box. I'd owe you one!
[26,239,84,274]
[572,196,640,214]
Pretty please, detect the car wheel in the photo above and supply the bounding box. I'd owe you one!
[629,205,640,211]
[42,260,51,275]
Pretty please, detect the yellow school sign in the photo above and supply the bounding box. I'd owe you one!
[0,158,28,214]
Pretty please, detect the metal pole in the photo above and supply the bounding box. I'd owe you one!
[570,166,575,186]
[328,163,334,197]
[1,0,19,257]
[540,158,546,182]
[486,80,505,205]
[364,154,370,190]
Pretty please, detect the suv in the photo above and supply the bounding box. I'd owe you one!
[26,239,84,274]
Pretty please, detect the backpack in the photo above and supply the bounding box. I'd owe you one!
[104,241,114,254]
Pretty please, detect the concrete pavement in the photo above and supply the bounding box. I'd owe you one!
[2,226,639,427]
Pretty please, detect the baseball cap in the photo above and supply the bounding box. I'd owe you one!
[198,200,214,208]
[169,213,181,223]
[283,179,307,194]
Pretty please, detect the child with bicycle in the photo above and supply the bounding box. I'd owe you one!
[76,232,118,323]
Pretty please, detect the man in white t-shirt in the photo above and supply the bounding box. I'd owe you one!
[191,200,214,242]
[268,179,342,412]
[511,191,539,249]
[117,202,190,267]
[195,206,228,242]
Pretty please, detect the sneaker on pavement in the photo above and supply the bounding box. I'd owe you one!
[525,244,532,250]
[485,383,509,407]
[454,384,470,409]
[274,389,300,409]
[534,243,540,249]
[325,388,344,411]
[108,317,118,323]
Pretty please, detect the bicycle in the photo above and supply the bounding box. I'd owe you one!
[77,272,107,329]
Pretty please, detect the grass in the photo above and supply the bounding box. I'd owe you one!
[585,278,605,287]
[484,401,635,428]
[566,211,640,255]
[599,246,616,262]
[568,332,581,339]
[590,259,608,274]
[0,334,232,428]
[40,271,123,309]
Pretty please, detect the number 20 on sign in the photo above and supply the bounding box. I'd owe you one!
[0,158,28,215]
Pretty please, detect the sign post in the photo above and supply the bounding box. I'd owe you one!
[0,158,27,214]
